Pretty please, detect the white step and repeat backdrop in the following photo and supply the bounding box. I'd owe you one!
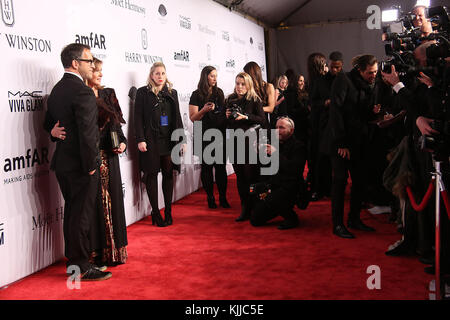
[0,0,266,288]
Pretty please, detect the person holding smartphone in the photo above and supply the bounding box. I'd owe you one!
[189,66,230,209]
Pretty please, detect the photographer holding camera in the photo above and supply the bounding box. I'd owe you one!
[225,72,267,222]
[250,116,306,230]
[381,39,450,275]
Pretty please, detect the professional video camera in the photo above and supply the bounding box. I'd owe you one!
[381,5,449,79]
[381,5,450,159]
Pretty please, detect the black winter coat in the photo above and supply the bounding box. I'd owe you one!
[134,85,185,175]
[264,135,306,199]
[321,68,379,156]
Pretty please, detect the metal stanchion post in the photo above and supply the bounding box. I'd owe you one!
[434,160,443,300]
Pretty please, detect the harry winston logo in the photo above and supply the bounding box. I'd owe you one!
[1,0,14,27]
[141,28,148,50]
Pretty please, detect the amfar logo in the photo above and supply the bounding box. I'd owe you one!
[174,50,189,62]
[141,28,148,50]
[8,90,44,113]
[3,147,49,173]
[179,15,191,30]
[4,33,51,53]
[0,222,4,246]
[75,33,106,50]
[1,0,14,26]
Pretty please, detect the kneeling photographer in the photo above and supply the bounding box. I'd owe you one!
[250,116,307,230]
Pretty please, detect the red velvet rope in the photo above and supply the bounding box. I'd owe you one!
[406,181,435,212]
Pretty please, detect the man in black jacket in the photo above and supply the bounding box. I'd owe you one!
[44,43,111,280]
[310,51,344,201]
[324,54,380,238]
[250,116,307,230]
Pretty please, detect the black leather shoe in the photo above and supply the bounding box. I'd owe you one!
[347,219,375,232]
[385,240,415,256]
[419,253,434,265]
[333,225,355,239]
[424,265,450,275]
[207,196,217,209]
[80,267,112,281]
[235,214,250,222]
[278,218,299,230]
[219,197,231,208]
[235,204,250,222]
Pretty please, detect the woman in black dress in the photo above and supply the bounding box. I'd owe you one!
[189,66,230,209]
[225,72,266,222]
[243,62,276,128]
[134,62,185,227]
[51,58,128,266]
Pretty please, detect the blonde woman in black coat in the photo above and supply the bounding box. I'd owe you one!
[134,62,185,227]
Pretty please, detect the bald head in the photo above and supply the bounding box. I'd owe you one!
[276,117,295,141]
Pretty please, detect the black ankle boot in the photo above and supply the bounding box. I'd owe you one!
[219,196,231,208]
[151,211,167,227]
[235,204,251,222]
[164,210,173,226]
[207,196,217,209]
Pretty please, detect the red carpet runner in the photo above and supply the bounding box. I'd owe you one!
[0,175,432,300]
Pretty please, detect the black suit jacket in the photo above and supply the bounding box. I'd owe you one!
[44,73,99,173]
[322,69,378,155]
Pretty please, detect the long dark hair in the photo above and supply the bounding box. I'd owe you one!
[307,52,326,84]
[243,61,267,103]
[197,66,219,102]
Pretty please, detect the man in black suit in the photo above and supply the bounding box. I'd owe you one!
[44,43,111,281]
[310,51,344,201]
[324,54,380,238]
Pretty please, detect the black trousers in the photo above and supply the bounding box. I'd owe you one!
[330,150,367,227]
[144,155,174,213]
[56,170,100,273]
[250,188,297,226]
[312,152,332,197]
[233,163,259,209]
[200,163,228,199]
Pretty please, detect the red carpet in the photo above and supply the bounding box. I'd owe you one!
[0,175,433,300]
